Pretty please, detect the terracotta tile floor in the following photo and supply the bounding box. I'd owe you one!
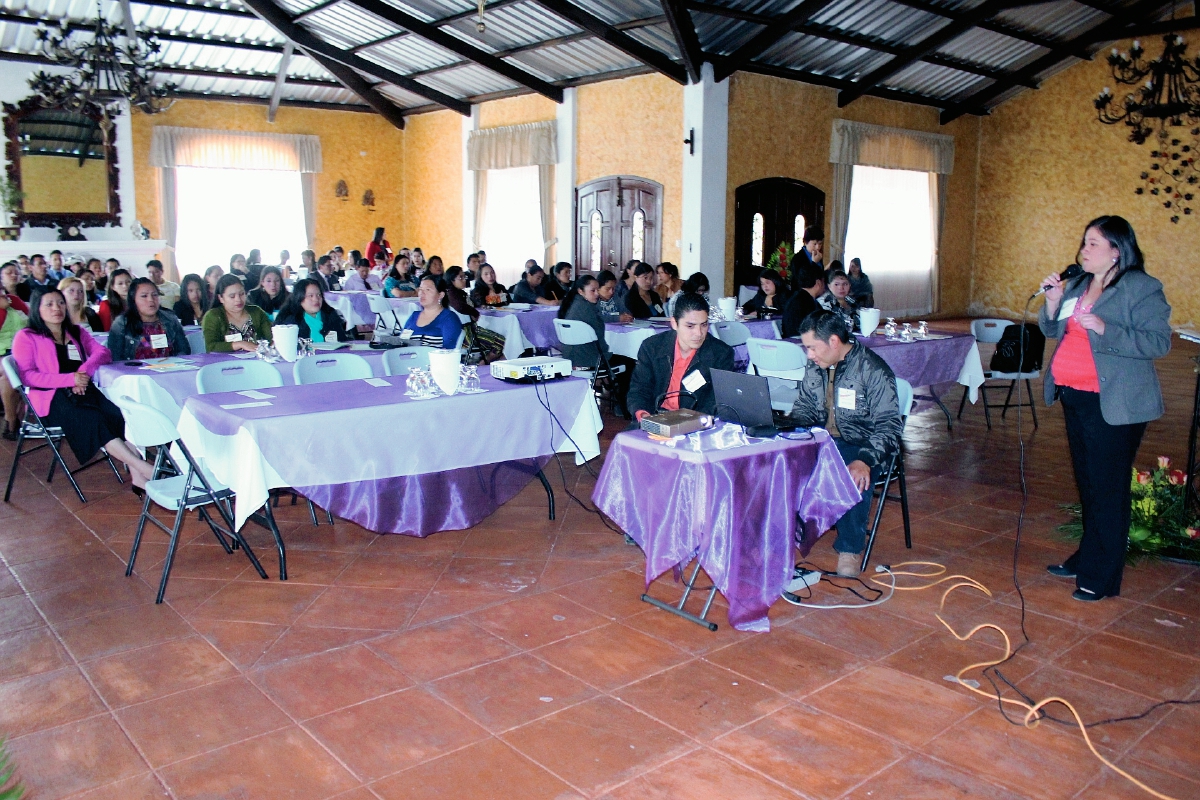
[0,323,1198,799]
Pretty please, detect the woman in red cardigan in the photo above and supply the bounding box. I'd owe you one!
[365,227,392,267]
[11,289,155,490]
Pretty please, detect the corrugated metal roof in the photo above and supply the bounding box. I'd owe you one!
[0,0,1178,120]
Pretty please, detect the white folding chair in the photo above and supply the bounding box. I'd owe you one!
[957,318,1042,430]
[368,292,404,336]
[196,360,283,394]
[711,320,751,347]
[293,353,373,384]
[737,285,757,305]
[553,318,626,413]
[745,337,807,412]
[113,395,278,602]
[185,327,206,354]
[862,378,914,572]
[382,346,434,376]
[2,355,123,504]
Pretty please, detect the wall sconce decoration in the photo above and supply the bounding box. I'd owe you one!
[1096,35,1200,222]
[362,189,375,211]
[335,180,349,201]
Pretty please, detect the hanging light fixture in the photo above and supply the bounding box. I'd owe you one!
[28,0,175,139]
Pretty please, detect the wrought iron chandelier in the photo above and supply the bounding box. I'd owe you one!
[1095,34,1200,222]
[28,0,175,138]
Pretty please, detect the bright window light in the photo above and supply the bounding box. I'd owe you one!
[843,165,934,317]
[174,166,308,276]
[481,165,543,287]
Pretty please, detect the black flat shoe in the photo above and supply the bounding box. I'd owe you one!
[130,485,145,498]
[1072,588,1103,602]
[1047,564,1076,578]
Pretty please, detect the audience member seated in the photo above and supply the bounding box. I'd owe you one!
[823,259,844,286]
[781,269,825,339]
[343,259,383,293]
[58,278,102,332]
[229,252,261,291]
[742,268,790,319]
[311,255,342,294]
[560,275,635,412]
[0,291,29,439]
[615,260,638,306]
[596,270,631,322]
[275,278,350,343]
[203,274,273,353]
[445,266,505,360]
[791,226,825,290]
[542,262,573,303]
[623,263,665,319]
[173,274,209,327]
[384,255,417,298]
[666,272,710,318]
[11,289,156,488]
[1,263,29,313]
[100,259,119,291]
[787,311,901,578]
[147,260,180,309]
[202,265,222,304]
[19,254,55,302]
[410,248,426,274]
[511,265,557,306]
[403,275,463,349]
[470,263,509,307]
[655,262,683,303]
[820,269,859,331]
[47,251,70,281]
[246,266,289,321]
[627,293,735,419]
[847,258,874,307]
[365,226,391,266]
[296,249,316,281]
[97,269,132,332]
[107,278,192,361]
[341,249,360,278]
[79,267,101,304]
[421,255,445,281]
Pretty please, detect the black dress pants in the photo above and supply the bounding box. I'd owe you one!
[1059,386,1147,597]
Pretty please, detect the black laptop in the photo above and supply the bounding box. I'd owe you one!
[711,369,796,438]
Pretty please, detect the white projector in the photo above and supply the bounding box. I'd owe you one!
[490,356,574,382]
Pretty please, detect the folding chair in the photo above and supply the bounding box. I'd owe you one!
[114,395,279,601]
[452,310,485,363]
[861,378,914,572]
[2,355,123,504]
[382,346,435,376]
[745,337,807,412]
[957,319,1043,430]
[293,352,373,384]
[553,318,627,414]
[710,320,752,347]
[368,293,405,338]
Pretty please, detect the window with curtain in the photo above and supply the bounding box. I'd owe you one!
[843,165,935,317]
[480,165,544,287]
[174,167,307,275]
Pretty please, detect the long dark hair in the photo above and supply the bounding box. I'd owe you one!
[558,274,599,319]
[388,255,411,281]
[621,260,639,282]
[180,274,209,314]
[27,288,81,344]
[419,274,449,308]
[248,249,262,265]
[373,227,385,244]
[471,263,502,303]
[633,262,655,297]
[1080,215,1145,289]
[250,266,289,313]
[347,250,362,270]
[105,268,132,316]
[681,272,709,295]
[213,273,246,309]
[278,278,332,321]
[758,268,788,298]
[122,277,161,336]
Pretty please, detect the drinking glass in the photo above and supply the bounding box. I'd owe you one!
[918,321,929,338]
[464,365,481,392]
[884,318,897,338]
[900,323,914,342]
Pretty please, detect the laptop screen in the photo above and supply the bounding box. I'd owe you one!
[710,369,774,429]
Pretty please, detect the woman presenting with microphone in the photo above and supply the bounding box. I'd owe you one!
[1040,216,1172,602]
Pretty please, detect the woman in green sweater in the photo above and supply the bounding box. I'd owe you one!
[202,274,272,353]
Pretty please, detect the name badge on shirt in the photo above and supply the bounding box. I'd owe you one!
[149,333,169,349]
[1057,297,1078,321]
[325,332,339,343]
[837,387,857,410]
[66,343,81,361]
[400,329,414,340]
[225,333,242,343]
[681,370,706,394]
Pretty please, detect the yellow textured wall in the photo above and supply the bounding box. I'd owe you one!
[724,72,979,313]
[478,94,557,128]
[20,155,109,213]
[397,109,463,263]
[577,74,684,265]
[976,39,1198,325]
[130,99,405,259]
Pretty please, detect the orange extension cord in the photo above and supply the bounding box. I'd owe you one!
[868,561,1181,800]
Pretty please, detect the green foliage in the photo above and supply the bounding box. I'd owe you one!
[1057,456,1200,564]
[0,738,25,800]
[0,180,23,215]
[764,241,794,283]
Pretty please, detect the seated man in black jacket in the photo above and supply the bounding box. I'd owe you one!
[781,268,824,339]
[788,310,902,580]
[627,292,735,420]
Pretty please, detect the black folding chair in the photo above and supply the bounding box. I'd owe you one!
[2,355,123,504]
[860,378,914,572]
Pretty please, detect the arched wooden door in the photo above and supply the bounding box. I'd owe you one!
[734,178,825,288]
[575,176,662,274]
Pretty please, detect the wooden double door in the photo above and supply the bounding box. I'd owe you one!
[575,176,662,274]
[734,178,825,288]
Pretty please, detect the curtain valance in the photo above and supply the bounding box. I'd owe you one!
[829,119,955,175]
[149,126,323,173]
[467,121,557,171]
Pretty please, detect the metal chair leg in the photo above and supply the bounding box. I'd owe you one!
[261,502,287,580]
[980,385,992,429]
[307,499,319,526]
[536,468,555,520]
[897,453,912,549]
[861,456,898,572]
[1001,381,1016,419]
[126,491,154,577]
[4,428,24,502]
[156,502,190,603]
[956,385,969,419]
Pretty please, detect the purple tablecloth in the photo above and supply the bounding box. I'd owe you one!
[479,307,559,350]
[593,429,861,632]
[855,331,976,388]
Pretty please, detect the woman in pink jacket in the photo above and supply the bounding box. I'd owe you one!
[11,289,155,491]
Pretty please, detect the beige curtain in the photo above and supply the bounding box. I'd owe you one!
[158,167,178,280]
[473,171,487,253]
[467,121,557,171]
[538,164,555,268]
[829,119,955,175]
[149,126,323,173]
[827,163,854,265]
[929,173,949,312]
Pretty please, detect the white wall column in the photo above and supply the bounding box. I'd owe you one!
[461,104,480,263]
[680,62,729,290]
[554,87,577,268]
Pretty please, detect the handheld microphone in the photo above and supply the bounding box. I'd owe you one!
[1033,264,1083,296]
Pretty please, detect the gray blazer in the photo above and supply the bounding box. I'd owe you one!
[1038,270,1171,425]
